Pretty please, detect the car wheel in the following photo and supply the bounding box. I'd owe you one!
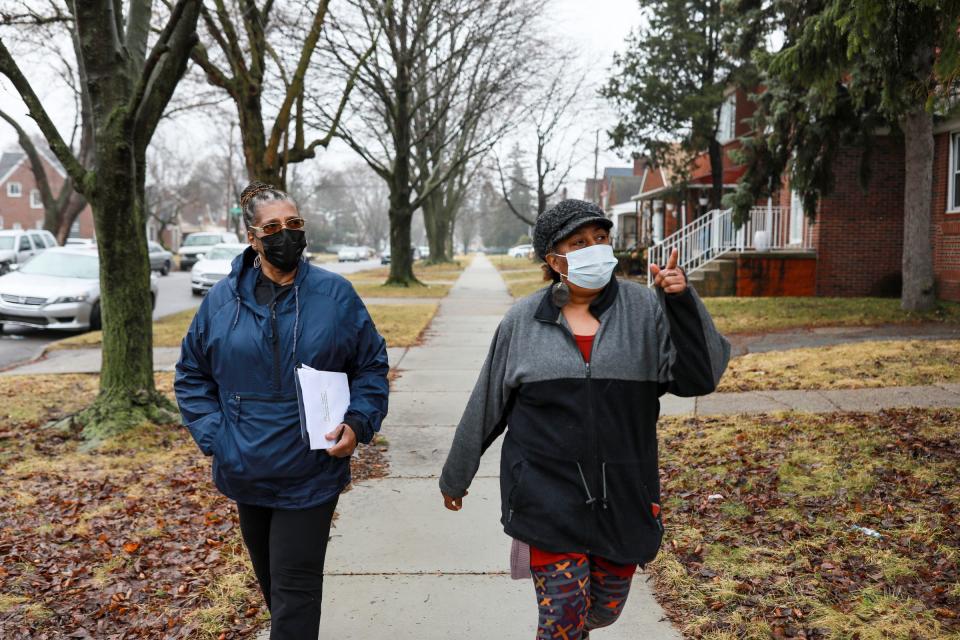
[89,303,102,331]
[160,261,170,276]
[0,262,8,276]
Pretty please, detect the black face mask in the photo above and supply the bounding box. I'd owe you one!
[259,229,306,273]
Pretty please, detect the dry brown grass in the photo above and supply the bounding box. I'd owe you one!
[719,340,960,392]
[651,409,960,640]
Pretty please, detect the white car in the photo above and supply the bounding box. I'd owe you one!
[0,245,157,332]
[337,246,372,262]
[191,243,247,295]
[507,243,533,259]
[179,231,238,271]
[0,229,58,275]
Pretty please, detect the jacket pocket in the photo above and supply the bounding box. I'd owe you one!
[504,455,590,546]
[216,391,332,496]
[598,461,664,565]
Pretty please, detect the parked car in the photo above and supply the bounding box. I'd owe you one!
[191,243,247,295]
[337,246,373,262]
[64,237,95,247]
[178,231,238,271]
[0,245,157,332]
[418,245,430,260]
[148,241,173,276]
[507,243,534,259]
[0,229,58,275]
[380,246,422,265]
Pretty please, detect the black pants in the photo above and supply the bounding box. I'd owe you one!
[237,497,339,640]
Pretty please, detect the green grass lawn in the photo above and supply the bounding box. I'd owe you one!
[703,296,960,334]
[49,303,439,351]
[652,408,960,640]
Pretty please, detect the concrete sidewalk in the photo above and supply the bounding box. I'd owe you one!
[262,255,683,639]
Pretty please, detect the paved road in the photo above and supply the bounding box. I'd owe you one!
[0,271,199,370]
[0,258,386,371]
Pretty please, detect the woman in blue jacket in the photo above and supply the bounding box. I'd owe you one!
[175,182,389,639]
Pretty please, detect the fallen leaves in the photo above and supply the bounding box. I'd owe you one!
[0,373,389,639]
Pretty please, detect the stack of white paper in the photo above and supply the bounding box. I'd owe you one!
[294,364,351,450]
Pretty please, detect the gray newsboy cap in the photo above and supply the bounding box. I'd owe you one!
[533,199,614,260]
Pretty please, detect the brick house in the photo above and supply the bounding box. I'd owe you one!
[0,150,95,239]
[624,85,960,302]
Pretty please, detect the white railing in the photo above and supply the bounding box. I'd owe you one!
[647,206,813,284]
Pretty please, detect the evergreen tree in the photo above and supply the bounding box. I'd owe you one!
[727,0,960,311]
[603,0,738,209]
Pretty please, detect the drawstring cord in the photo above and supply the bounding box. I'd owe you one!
[575,461,610,511]
[232,295,241,328]
[576,462,598,509]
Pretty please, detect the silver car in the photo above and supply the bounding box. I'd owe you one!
[191,243,247,295]
[148,241,174,276]
[0,246,158,332]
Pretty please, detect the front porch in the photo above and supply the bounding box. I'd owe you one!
[646,205,817,296]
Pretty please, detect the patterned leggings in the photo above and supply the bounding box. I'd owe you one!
[531,552,636,640]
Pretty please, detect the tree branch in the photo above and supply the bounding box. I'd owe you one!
[0,38,88,191]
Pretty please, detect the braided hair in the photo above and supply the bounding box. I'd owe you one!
[239,181,297,229]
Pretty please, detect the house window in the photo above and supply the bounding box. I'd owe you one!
[950,132,960,212]
[717,93,737,143]
[12,222,22,230]
[29,189,42,209]
[69,219,81,238]
[7,182,22,197]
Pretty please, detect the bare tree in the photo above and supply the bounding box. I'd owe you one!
[0,0,201,438]
[410,0,542,263]
[496,60,591,225]
[189,0,371,187]
[317,0,541,283]
[0,11,92,244]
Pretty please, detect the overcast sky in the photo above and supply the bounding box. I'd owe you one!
[0,0,645,196]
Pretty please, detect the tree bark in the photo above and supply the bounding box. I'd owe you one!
[900,108,936,311]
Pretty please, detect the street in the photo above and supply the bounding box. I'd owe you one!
[0,258,384,371]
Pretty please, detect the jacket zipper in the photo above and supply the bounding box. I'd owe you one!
[270,302,281,392]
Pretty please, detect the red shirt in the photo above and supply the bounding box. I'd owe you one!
[574,334,595,363]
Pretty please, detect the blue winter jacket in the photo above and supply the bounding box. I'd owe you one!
[174,248,389,509]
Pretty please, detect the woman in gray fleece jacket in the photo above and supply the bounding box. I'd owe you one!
[439,199,730,639]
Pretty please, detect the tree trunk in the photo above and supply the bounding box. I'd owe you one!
[78,127,172,440]
[423,194,454,264]
[55,191,89,244]
[387,201,418,285]
[708,136,723,210]
[900,108,936,311]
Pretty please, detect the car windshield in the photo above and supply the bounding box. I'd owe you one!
[0,237,14,250]
[19,251,98,279]
[184,235,222,247]
[204,246,245,260]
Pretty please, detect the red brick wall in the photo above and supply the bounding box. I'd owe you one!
[737,253,817,296]
[814,137,905,297]
[933,131,960,302]
[0,157,95,239]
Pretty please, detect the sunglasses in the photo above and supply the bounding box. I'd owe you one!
[249,217,306,236]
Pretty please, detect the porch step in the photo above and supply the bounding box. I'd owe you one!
[688,257,736,297]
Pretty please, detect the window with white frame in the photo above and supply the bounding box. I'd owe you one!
[12,222,22,230]
[29,189,42,209]
[7,182,22,197]
[950,132,960,212]
[717,93,737,143]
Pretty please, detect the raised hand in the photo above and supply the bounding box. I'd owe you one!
[649,247,687,295]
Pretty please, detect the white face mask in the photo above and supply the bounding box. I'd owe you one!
[552,243,618,290]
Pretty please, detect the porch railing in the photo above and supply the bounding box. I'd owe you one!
[647,206,813,285]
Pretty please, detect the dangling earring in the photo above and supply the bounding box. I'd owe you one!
[253,254,262,269]
[551,279,570,307]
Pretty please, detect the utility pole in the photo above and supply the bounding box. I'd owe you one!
[592,129,600,203]
[226,121,238,237]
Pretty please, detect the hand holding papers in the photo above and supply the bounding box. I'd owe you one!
[294,364,351,450]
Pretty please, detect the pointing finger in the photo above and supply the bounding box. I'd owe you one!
[666,247,679,270]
